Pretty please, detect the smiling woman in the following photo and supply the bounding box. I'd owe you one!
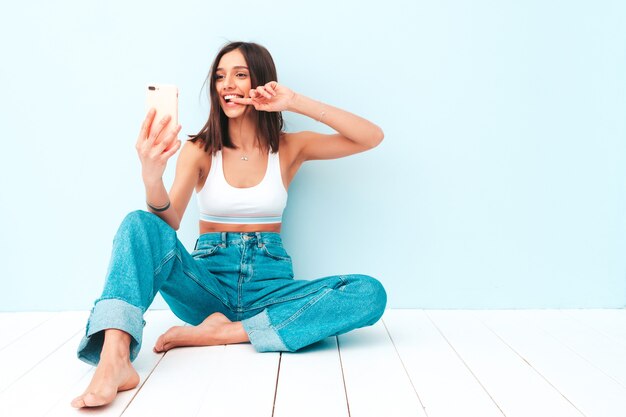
[186,44,288,233]
[71,41,386,409]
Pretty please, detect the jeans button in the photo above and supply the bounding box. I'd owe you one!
[242,235,250,241]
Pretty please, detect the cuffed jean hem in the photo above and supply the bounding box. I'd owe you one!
[242,309,289,352]
[77,298,145,366]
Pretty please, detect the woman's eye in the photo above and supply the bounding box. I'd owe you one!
[215,74,224,80]
[236,73,248,78]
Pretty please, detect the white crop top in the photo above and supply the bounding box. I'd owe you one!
[196,150,288,224]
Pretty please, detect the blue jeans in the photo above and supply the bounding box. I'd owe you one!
[77,211,387,365]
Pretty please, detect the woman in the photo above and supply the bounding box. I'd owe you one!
[72,41,386,409]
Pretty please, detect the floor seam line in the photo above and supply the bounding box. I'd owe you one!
[473,311,587,417]
[271,352,282,417]
[0,326,84,396]
[425,311,507,417]
[533,312,626,390]
[560,310,626,352]
[336,335,352,417]
[0,313,56,353]
[119,349,169,416]
[382,315,429,417]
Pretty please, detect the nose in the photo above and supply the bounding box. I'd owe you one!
[222,73,235,90]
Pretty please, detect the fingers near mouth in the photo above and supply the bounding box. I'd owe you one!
[223,94,244,104]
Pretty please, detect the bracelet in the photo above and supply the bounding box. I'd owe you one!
[317,110,326,123]
[147,200,171,212]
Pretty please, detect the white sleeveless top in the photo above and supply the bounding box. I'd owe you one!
[196,150,288,224]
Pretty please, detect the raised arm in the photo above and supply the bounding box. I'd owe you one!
[287,93,384,161]
[231,81,384,162]
[135,109,202,230]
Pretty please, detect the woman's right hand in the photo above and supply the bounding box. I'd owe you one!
[135,108,182,185]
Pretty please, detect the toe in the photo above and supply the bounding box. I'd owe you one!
[154,334,166,352]
[161,341,174,352]
[71,396,86,408]
[83,391,112,407]
[82,392,101,407]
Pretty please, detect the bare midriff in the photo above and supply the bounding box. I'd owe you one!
[199,221,281,235]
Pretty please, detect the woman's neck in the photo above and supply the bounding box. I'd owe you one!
[228,112,259,151]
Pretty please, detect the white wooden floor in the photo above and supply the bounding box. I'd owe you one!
[1,309,625,417]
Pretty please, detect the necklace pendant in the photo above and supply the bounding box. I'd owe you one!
[241,156,248,161]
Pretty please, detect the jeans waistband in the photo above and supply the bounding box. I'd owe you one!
[195,232,283,249]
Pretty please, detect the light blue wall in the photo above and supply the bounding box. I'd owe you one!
[1,0,625,311]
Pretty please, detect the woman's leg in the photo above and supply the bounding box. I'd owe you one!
[152,232,254,352]
[71,329,139,408]
[142,232,386,355]
[200,232,387,353]
[152,311,249,353]
[241,273,387,352]
[73,210,230,408]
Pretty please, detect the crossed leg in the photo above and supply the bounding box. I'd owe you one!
[153,312,249,353]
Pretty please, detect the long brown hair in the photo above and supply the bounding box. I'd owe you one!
[188,42,284,154]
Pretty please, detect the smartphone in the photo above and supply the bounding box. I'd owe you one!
[145,84,178,131]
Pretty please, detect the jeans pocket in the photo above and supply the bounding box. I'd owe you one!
[192,244,221,258]
[262,244,291,261]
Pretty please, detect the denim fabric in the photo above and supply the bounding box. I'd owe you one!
[78,210,387,365]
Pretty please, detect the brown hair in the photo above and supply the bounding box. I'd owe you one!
[188,41,284,154]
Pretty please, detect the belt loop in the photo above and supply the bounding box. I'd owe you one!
[221,232,227,247]
[256,232,263,248]
[194,238,199,250]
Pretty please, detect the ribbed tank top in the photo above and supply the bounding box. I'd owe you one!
[196,150,288,224]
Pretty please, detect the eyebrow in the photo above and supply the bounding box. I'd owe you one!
[216,66,249,71]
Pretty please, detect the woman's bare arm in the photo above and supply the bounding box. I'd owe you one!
[142,141,204,230]
[288,93,384,162]
[136,109,203,230]
[231,82,384,163]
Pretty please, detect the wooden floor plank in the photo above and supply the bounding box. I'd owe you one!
[273,337,348,417]
[563,309,626,348]
[384,310,504,417]
[2,309,623,416]
[0,312,53,351]
[120,344,225,417]
[0,311,87,394]
[45,309,184,417]
[338,319,425,417]
[0,332,91,417]
[476,310,626,417]
[427,310,583,417]
[194,343,280,417]
[519,310,626,389]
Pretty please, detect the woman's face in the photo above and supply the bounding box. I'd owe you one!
[215,49,252,119]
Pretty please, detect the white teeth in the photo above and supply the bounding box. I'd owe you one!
[224,94,243,102]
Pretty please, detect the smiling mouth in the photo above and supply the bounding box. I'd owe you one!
[224,94,244,103]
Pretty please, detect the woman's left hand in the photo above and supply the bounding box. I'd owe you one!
[230,81,296,112]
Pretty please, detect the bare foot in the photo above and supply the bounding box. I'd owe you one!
[153,312,248,352]
[71,356,139,408]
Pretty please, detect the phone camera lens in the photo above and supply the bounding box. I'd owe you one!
[148,86,156,91]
